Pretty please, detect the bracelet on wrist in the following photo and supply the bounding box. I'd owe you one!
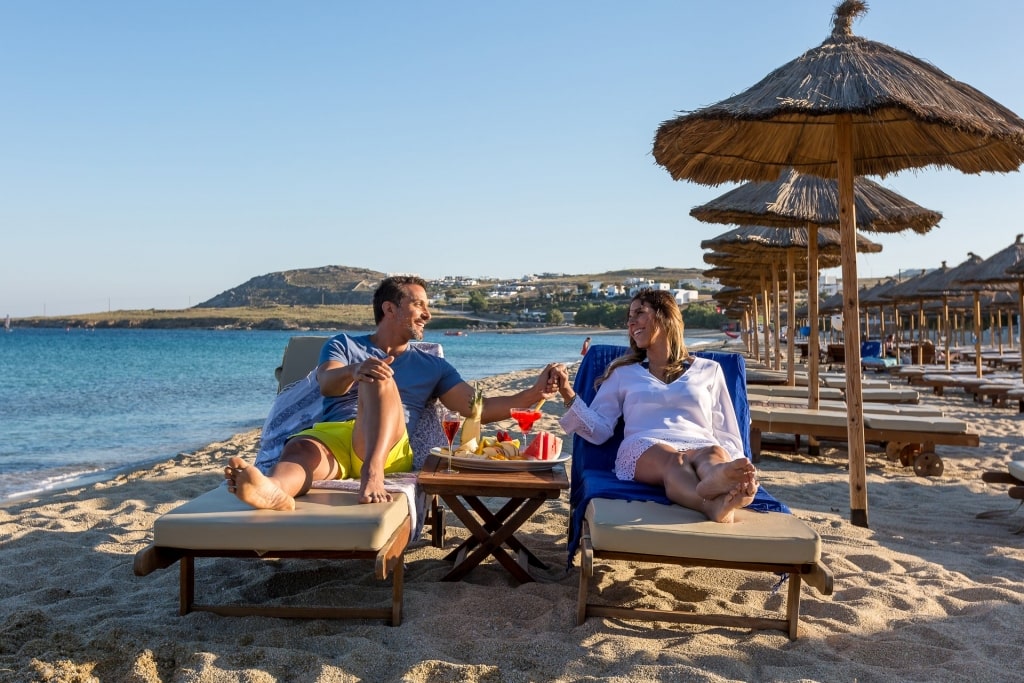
[564,394,577,408]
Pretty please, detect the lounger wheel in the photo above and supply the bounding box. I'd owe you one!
[886,442,920,466]
[899,443,920,467]
[913,452,944,477]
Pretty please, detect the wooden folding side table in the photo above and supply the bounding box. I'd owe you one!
[417,454,568,583]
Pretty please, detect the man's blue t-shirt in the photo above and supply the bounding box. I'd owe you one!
[317,333,463,428]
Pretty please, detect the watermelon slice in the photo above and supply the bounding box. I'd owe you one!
[521,431,563,460]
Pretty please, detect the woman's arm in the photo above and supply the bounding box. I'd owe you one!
[558,368,622,445]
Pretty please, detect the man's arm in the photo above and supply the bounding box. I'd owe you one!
[317,356,394,396]
[439,363,560,423]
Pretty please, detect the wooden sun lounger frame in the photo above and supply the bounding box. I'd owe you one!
[750,414,980,476]
[576,519,833,640]
[133,516,411,625]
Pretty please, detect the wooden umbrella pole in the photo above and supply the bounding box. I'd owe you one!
[892,304,900,360]
[786,249,797,385]
[761,274,771,365]
[837,115,868,528]
[974,292,983,378]
[943,296,952,371]
[1018,281,1024,382]
[995,310,1002,354]
[751,296,761,363]
[917,301,925,364]
[807,223,821,410]
[772,260,782,371]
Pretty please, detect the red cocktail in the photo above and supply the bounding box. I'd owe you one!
[441,410,462,473]
[442,418,461,444]
[510,408,542,447]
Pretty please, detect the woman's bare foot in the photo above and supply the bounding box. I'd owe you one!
[695,458,756,499]
[225,456,295,511]
[703,472,759,523]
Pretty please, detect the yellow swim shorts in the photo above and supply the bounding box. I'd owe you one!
[290,420,414,480]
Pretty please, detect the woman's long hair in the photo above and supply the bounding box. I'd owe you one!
[596,288,690,387]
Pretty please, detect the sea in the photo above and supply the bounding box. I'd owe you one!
[1,327,653,502]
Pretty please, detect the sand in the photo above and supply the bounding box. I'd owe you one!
[2,361,1024,682]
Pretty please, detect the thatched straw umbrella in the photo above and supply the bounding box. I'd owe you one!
[954,234,1024,380]
[651,0,1024,527]
[690,169,923,391]
[704,255,809,365]
[703,247,815,369]
[700,225,878,386]
[880,255,984,369]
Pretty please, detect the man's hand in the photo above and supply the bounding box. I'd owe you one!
[353,355,395,383]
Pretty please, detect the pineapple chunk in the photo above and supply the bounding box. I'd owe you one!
[459,384,484,446]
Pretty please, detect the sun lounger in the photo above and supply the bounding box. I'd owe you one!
[821,375,892,389]
[747,385,845,401]
[978,460,1024,533]
[134,335,445,624]
[570,345,833,639]
[748,395,944,417]
[749,406,979,476]
[748,384,920,404]
[133,486,410,624]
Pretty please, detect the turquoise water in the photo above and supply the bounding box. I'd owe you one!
[0,327,614,501]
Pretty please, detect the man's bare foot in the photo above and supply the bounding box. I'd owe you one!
[695,459,756,499]
[359,472,392,504]
[225,456,295,511]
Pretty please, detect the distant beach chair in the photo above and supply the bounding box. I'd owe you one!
[569,344,833,639]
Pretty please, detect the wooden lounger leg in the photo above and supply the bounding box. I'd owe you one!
[390,559,404,627]
[577,523,593,626]
[750,428,763,462]
[180,555,195,616]
[786,573,802,640]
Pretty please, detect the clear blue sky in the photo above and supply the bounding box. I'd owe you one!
[3,1,1022,318]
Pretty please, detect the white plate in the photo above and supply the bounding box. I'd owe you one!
[429,447,570,471]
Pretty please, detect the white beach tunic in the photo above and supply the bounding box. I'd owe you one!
[559,357,745,481]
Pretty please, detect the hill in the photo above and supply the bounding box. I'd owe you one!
[196,265,387,307]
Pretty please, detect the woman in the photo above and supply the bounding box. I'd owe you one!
[553,289,757,522]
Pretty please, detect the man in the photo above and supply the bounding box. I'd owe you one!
[226,275,559,509]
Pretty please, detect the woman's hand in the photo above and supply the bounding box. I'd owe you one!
[549,363,573,401]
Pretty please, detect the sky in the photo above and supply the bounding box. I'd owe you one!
[3,1,1023,318]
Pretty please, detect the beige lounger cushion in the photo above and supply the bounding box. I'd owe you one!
[154,486,409,552]
[755,407,848,428]
[585,499,821,565]
[860,388,919,402]
[748,386,844,400]
[861,414,968,433]
[1008,460,1024,482]
[749,397,943,417]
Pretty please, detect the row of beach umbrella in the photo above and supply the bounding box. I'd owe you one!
[650,0,1024,527]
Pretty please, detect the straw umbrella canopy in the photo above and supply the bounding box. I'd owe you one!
[690,168,942,235]
[691,168,939,387]
[652,0,1024,528]
[703,245,813,369]
[701,225,880,383]
[954,234,1024,380]
[879,255,984,368]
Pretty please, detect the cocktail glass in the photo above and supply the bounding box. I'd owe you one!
[509,408,542,451]
[441,409,462,473]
